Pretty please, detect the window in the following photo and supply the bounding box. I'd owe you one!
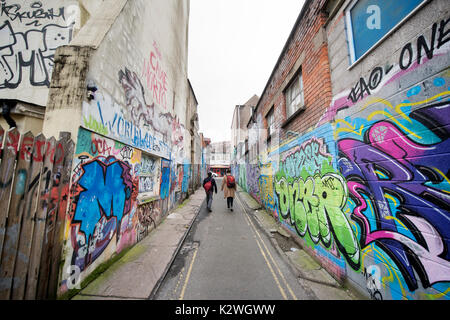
[266,107,275,138]
[285,71,304,118]
[345,0,428,64]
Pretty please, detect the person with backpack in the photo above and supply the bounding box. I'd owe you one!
[203,171,218,212]
[221,169,236,211]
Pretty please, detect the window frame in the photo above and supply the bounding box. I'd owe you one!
[345,0,429,67]
[284,69,304,119]
[266,107,275,138]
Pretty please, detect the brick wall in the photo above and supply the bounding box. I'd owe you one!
[256,0,332,144]
[238,0,450,300]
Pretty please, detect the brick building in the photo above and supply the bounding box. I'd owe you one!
[253,0,332,148]
[234,0,450,300]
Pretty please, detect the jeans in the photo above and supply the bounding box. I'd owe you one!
[206,192,213,210]
[227,197,233,208]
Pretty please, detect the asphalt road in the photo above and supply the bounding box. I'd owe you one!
[154,178,315,300]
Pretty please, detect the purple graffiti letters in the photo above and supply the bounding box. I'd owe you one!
[338,102,450,291]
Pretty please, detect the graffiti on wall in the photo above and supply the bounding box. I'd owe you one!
[67,129,167,274]
[141,40,168,110]
[270,125,360,269]
[319,16,450,125]
[336,72,450,298]
[136,153,160,196]
[135,200,160,242]
[0,1,78,90]
[328,12,450,298]
[231,12,450,301]
[259,163,277,212]
[82,64,185,160]
[70,156,134,270]
[182,162,190,193]
[160,159,170,200]
[246,163,260,202]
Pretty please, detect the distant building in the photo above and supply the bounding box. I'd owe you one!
[230,95,259,166]
[209,141,231,176]
[200,134,211,181]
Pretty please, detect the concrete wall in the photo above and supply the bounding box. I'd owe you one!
[234,0,450,300]
[40,0,196,296]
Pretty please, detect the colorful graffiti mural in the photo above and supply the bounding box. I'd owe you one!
[81,72,171,159]
[64,129,175,286]
[336,69,450,299]
[269,125,360,270]
[235,49,450,300]
[69,130,137,272]
[160,159,171,200]
[82,48,186,161]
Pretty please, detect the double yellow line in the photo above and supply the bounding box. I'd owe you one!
[179,247,198,300]
[235,195,297,300]
[177,195,297,300]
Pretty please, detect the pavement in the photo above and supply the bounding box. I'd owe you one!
[71,184,361,300]
[235,185,361,300]
[72,189,206,300]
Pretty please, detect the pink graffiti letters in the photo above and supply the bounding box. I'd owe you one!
[141,41,168,109]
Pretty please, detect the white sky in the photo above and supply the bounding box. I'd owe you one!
[188,0,306,143]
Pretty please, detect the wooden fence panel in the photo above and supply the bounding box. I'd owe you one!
[0,125,4,156]
[11,134,46,300]
[0,128,75,300]
[48,134,74,299]
[0,132,34,299]
[0,128,20,266]
[24,137,55,300]
[36,137,66,300]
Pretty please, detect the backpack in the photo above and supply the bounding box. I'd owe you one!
[204,180,212,193]
[226,175,235,188]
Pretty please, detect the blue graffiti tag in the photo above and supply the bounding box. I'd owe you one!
[73,159,129,241]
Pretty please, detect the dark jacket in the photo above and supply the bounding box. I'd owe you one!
[203,176,217,194]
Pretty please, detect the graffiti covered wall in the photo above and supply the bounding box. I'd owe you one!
[0,0,79,106]
[60,128,165,291]
[56,0,198,295]
[236,1,450,300]
[327,2,450,300]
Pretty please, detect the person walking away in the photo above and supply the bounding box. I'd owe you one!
[221,169,236,211]
[203,172,217,212]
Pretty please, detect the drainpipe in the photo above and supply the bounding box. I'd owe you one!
[1,99,17,128]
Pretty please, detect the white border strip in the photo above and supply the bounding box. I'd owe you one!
[345,0,430,69]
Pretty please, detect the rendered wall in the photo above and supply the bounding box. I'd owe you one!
[58,0,193,295]
[235,0,450,300]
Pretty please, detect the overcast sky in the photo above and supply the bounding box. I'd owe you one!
[188,0,306,143]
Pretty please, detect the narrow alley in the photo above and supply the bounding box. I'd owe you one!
[154,177,315,300]
[0,0,449,308]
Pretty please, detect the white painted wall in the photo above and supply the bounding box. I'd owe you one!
[82,0,190,162]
